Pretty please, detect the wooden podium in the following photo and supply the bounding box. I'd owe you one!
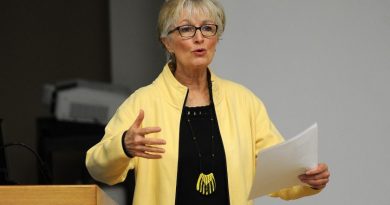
[0,185,117,205]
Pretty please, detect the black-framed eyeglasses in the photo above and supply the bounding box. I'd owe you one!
[167,24,218,39]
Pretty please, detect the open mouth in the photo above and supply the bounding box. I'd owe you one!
[193,48,206,55]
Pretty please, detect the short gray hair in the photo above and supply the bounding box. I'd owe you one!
[158,0,226,39]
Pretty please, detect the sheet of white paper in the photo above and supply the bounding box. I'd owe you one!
[248,123,318,199]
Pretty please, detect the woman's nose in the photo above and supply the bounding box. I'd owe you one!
[193,29,205,42]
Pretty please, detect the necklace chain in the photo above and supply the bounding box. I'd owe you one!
[185,107,215,171]
[183,74,217,195]
[185,105,217,196]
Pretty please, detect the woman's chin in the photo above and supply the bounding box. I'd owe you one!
[190,59,211,69]
[177,57,212,70]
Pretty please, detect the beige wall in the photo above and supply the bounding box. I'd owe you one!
[109,0,166,89]
[214,0,390,204]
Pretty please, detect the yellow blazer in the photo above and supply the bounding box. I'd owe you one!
[86,64,320,205]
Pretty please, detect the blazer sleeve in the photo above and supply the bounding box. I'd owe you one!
[85,94,139,185]
[251,94,322,200]
[251,94,284,156]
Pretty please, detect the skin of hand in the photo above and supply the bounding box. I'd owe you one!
[123,109,166,159]
[299,163,330,190]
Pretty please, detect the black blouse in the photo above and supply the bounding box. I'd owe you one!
[175,104,230,205]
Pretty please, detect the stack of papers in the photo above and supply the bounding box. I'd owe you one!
[248,123,318,199]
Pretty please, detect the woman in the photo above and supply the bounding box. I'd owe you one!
[86,0,330,204]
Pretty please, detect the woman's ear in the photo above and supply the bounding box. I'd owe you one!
[161,37,173,53]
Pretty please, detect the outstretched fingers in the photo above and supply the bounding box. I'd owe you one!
[124,109,166,159]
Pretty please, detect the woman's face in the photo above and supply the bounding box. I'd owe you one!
[163,11,218,71]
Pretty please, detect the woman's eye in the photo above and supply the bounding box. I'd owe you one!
[179,26,194,33]
[202,25,213,31]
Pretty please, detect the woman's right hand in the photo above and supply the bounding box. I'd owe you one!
[123,109,166,159]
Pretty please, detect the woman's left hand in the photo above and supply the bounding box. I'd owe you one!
[299,163,330,190]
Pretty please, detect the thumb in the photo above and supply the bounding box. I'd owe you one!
[132,109,144,128]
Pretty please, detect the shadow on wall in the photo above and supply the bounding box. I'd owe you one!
[1,0,110,184]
